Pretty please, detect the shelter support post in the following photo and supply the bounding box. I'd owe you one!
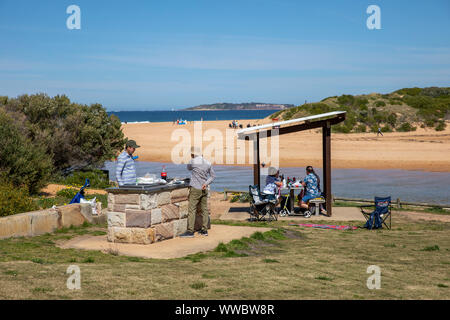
[253,132,260,189]
[322,121,332,216]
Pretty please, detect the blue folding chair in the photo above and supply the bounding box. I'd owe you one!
[69,179,91,204]
[359,196,392,229]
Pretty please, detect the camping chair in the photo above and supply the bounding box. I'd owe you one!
[248,185,278,222]
[69,178,90,204]
[359,196,392,229]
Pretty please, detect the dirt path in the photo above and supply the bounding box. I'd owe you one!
[40,184,107,197]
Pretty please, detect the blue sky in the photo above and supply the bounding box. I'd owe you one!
[0,0,449,110]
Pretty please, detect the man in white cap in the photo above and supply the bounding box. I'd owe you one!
[180,146,216,237]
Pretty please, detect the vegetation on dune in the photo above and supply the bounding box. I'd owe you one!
[270,87,450,133]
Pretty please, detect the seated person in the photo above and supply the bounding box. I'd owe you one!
[298,165,327,215]
[262,167,283,202]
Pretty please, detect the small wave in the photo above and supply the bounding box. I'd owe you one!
[121,121,151,124]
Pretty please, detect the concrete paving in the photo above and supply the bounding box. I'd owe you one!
[58,224,271,259]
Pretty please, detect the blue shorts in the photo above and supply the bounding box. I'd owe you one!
[302,194,318,203]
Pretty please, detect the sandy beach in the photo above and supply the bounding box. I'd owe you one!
[122,119,450,172]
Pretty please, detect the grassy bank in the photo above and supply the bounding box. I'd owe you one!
[0,214,449,299]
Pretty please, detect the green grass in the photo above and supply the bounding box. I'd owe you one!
[421,245,440,251]
[0,214,449,299]
[190,282,207,290]
[315,276,333,281]
[263,259,280,263]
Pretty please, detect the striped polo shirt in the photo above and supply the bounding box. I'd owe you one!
[116,151,137,186]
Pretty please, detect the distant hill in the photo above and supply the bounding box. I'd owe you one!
[184,102,294,111]
[267,87,450,133]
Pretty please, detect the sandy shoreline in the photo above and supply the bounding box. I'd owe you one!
[121,119,450,172]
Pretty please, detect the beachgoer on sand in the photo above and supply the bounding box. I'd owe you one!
[377,127,383,137]
[180,146,216,238]
[116,140,140,186]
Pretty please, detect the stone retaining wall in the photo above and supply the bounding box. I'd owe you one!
[107,187,210,244]
[0,203,103,240]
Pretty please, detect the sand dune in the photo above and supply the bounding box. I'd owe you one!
[121,119,450,172]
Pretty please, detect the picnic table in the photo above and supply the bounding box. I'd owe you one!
[280,185,303,214]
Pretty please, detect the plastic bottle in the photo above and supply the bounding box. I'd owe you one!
[161,165,167,181]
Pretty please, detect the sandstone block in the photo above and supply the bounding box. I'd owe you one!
[156,192,171,206]
[30,209,59,236]
[58,204,86,228]
[173,218,188,237]
[171,188,189,203]
[108,193,114,205]
[107,211,126,227]
[108,227,155,244]
[126,209,151,228]
[176,200,189,219]
[151,208,162,225]
[161,204,180,222]
[154,222,174,241]
[129,227,155,244]
[0,213,32,239]
[110,204,126,212]
[107,227,131,243]
[114,194,140,205]
[140,193,157,210]
[79,203,94,223]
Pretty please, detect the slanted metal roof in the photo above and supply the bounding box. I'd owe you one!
[236,111,346,135]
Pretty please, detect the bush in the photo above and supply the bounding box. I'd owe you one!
[336,95,354,106]
[1,94,126,174]
[435,121,446,131]
[397,123,417,132]
[375,100,386,107]
[0,182,39,216]
[0,109,53,194]
[381,124,393,132]
[395,87,422,96]
[355,124,367,133]
[387,113,397,127]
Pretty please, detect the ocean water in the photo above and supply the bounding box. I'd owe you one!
[102,161,450,206]
[108,110,277,123]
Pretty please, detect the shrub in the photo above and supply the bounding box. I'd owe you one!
[387,113,397,127]
[2,94,126,174]
[375,100,386,107]
[336,95,354,106]
[397,123,417,132]
[0,182,39,216]
[381,124,393,132]
[0,109,53,194]
[435,121,446,131]
[355,124,367,133]
[395,87,422,96]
